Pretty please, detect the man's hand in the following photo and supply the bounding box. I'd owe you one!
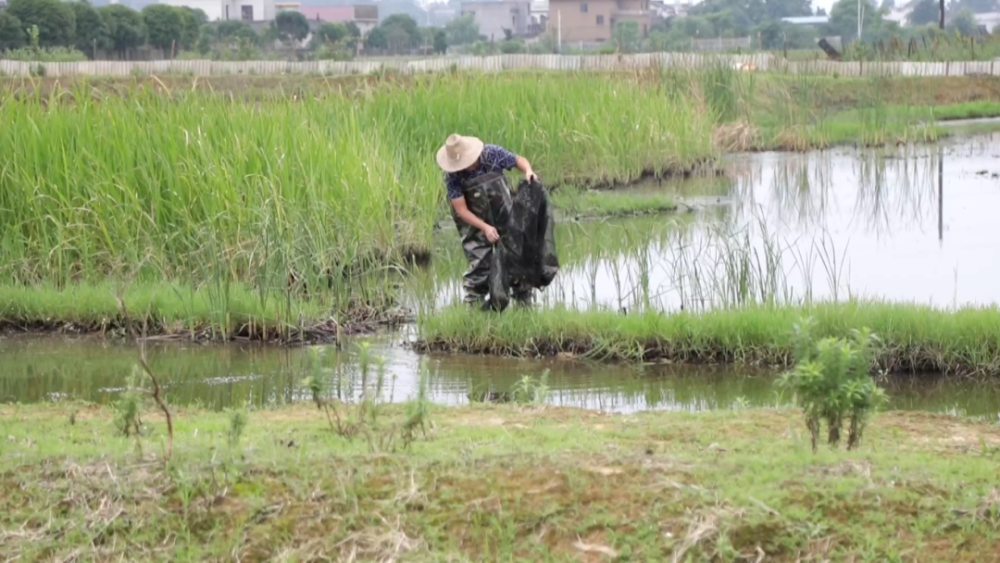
[482,225,500,243]
[526,170,538,183]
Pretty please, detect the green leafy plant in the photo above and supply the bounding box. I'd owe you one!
[512,370,550,405]
[113,369,143,438]
[778,319,888,452]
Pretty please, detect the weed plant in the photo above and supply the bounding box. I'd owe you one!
[778,319,888,451]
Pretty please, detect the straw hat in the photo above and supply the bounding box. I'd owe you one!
[436,134,485,173]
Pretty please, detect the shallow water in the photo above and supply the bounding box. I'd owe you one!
[6,136,1000,417]
[3,335,1000,418]
[419,134,1000,311]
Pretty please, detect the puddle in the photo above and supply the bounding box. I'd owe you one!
[3,334,1000,418]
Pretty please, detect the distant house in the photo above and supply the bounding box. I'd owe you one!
[548,0,651,43]
[298,4,379,34]
[153,0,276,21]
[460,1,531,41]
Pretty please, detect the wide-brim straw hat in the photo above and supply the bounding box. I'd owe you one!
[436,134,485,173]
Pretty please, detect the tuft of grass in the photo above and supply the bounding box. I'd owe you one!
[417,302,1000,377]
[550,185,679,219]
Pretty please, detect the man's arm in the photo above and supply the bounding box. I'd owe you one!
[515,155,538,183]
[451,196,500,242]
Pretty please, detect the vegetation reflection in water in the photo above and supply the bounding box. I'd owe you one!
[414,134,1000,314]
[3,336,1000,418]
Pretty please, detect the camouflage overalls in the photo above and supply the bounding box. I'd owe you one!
[451,172,533,307]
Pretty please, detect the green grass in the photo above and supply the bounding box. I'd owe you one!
[4,402,1000,560]
[0,281,338,341]
[929,100,1000,121]
[550,185,679,219]
[418,303,1000,377]
[0,73,714,332]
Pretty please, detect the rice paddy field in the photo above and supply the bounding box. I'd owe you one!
[5,69,1000,559]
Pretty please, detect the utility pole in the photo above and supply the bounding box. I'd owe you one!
[557,10,561,53]
[938,0,945,29]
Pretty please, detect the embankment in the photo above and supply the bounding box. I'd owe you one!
[417,303,1000,376]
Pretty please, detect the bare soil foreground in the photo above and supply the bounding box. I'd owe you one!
[3,403,999,561]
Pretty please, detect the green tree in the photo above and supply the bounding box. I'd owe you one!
[70,1,110,55]
[178,7,206,50]
[953,0,997,13]
[947,7,978,34]
[217,20,258,45]
[346,21,361,39]
[0,10,26,51]
[99,4,145,57]
[196,24,214,54]
[381,13,421,47]
[272,10,309,45]
[764,0,812,21]
[444,14,479,45]
[433,28,447,53]
[613,20,640,52]
[8,0,76,47]
[908,0,940,26]
[366,26,388,49]
[313,22,348,45]
[142,5,184,52]
[827,0,882,40]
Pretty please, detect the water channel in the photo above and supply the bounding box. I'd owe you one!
[4,134,1000,417]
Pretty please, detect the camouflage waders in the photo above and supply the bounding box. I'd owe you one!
[452,172,534,308]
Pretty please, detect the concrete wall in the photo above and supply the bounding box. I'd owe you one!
[461,1,530,41]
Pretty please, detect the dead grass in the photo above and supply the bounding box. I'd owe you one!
[2,404,1000,560]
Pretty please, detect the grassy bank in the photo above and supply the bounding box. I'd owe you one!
[3,403,999,560]
[418,303,1000,376]
[0,282,406,342]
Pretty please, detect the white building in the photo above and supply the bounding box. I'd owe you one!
[461,1,531,41]
[156,0,276,21]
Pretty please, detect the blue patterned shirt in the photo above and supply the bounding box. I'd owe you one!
[444,144,517,200]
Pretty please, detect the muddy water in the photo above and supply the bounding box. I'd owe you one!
[3,335,1000,418]
[420,133,1000,311]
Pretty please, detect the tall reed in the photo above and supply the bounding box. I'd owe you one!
[0,73,715,326]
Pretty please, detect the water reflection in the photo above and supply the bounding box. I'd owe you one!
[3,335,1000,419]
[414,134,1000,311]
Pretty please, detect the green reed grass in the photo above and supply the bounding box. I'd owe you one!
[0,74,715,332]
[417,302,1000,377]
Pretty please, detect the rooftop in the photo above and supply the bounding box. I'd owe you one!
[780,16,829,25]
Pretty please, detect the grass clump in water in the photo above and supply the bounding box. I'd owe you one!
[417,302,1000,377]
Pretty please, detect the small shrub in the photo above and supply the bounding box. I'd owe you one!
[113,370,143,438]
[778,319,888,451]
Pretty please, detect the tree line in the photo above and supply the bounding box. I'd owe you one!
[0,0,212,57]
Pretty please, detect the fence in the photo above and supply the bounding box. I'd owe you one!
[2,53,999,78]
